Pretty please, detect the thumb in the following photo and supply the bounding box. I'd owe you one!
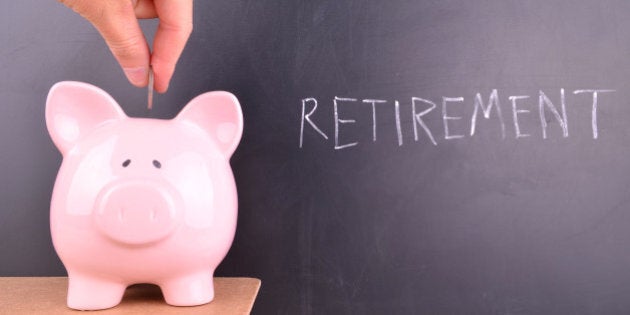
[64,0,150,87]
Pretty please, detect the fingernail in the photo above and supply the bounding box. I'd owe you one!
[123,67,147,86]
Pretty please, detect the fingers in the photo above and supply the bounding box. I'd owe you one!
[133,0,157,19]
[61,0,151,87]
[60,0,193,92]
[151,0,193,93]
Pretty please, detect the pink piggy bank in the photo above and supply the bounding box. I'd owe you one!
[45,81,243,310]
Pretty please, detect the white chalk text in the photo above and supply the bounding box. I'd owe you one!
[299,89,615,149]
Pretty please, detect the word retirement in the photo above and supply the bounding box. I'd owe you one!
[299,89,614,149]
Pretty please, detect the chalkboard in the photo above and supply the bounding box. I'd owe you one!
[3,1,630,314]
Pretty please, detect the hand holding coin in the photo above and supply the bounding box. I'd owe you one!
[59,0,193,96]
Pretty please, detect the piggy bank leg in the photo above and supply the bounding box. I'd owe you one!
[66,272,126,310]
[160,271,214,306]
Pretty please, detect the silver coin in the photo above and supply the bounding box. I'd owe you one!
[147,66,154,110]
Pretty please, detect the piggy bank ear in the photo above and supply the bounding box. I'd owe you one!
[46,81,125,155]
[176,91,243,157]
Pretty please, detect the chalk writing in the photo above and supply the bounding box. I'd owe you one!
[300,98,328,148]
[470,89,505,139]
[363,99,387,142]
[539,89,568,139]
[509,95,531,138]
[333,97,358,150]
[412,97,437,145]
[442,97,465,140]
[298,89,615,149]
[573,89,615,139]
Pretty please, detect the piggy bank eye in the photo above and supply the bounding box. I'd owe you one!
[152,160,162,169]
[122,159,131,167]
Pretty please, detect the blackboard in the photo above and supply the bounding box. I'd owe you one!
[3,1,630,314]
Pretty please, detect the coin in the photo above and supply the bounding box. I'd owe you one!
[148,66,154,110]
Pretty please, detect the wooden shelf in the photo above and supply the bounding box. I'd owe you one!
[0,277,260,314]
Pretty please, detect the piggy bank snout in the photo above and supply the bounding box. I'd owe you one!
[94,182,181,246]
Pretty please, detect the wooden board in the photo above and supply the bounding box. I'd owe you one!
[0,277,260,314]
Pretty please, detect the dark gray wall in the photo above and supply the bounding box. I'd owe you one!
[4,1,630,314]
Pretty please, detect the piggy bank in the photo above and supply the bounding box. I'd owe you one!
[45,81,243,310]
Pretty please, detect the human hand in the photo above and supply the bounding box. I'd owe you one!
[60,0,193,93]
